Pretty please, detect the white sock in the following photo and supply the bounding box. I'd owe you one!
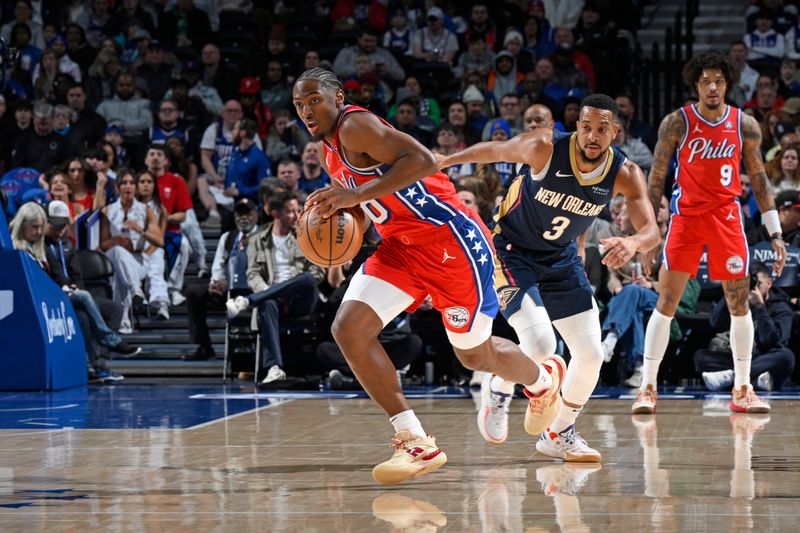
[549,400,582,434]
[731,311,754,388]
[641,309,672,391]
[602,330,618,351]
[490,375,516,395]
[390,409,425,439]
[525,362,553,396]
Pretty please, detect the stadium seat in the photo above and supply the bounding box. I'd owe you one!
[74,250,115,301]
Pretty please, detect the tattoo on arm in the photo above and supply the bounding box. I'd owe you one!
[741,114,776,213]
[648,112,684,213]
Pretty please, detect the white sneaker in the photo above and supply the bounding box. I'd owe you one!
[155,302,170,320]
[477,373,511,444]
[536,463,602,496]
[536,425,602,462]
[261,365,286,384]
[756,371,774,391]
[226,295,250,319]
[118,316,133,335]
[702,369,734,391]
[602,341,614,363]
[170,289,186,306]
[624,366,643,388]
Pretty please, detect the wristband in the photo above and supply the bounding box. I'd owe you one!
[762,209,781,238]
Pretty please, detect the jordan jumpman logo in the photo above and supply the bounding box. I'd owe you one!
[442,249,456,263]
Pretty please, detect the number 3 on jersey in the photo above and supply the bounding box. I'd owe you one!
[720,164,733,187]
[543,216,571,240]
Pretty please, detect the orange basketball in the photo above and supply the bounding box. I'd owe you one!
[296,205,364,268]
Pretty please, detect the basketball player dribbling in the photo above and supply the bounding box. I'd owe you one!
[293,68,567,485]
[633,51,787,414]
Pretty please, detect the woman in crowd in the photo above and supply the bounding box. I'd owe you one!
[767,145,800,193]
[100,169,169,329]
[10,201,140,364]
[66,156,110,211]
[32,48,58,101]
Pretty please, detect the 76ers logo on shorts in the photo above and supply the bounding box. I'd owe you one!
[444,306,470,329]
[726,255,744,275]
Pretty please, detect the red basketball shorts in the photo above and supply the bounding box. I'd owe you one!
[662,201,749,280]
[361,214,498,333]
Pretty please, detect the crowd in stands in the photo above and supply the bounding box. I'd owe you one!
[0,0,797,390]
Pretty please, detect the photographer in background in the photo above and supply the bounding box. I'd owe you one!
[695,262,795,391]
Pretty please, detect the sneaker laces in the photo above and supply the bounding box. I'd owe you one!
[560,427,587,448]
[490,391,511,416]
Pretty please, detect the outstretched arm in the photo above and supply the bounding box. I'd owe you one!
[437,129,554,173]
[742,113,787,275]
[648,111,684,214]
[601,160,661,269]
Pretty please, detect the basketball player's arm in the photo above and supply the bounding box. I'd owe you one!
[316,142,371,233]
[307,113,439,217]
[601,161,660,269]
[742,113,787,276]
[435,129,553,172]
[648,111,684,214]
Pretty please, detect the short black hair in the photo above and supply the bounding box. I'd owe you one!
[295,67,343,94]
[146,143,169,157]
[239,118,258,139]
[580,93,619,119]
[268,191,298,214]
[259,177,287,205]
[682,51,740,89]
[750,261,770,278]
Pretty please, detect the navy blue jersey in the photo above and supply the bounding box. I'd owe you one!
[495,131,625,253]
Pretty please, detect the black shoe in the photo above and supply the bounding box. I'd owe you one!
[110,340,142,356]
[182,346,216,361]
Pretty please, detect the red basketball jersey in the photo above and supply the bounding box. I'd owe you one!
[322,105,465,239]
[672,104,742,216]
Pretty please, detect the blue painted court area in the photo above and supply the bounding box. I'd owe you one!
[0,383,798,430]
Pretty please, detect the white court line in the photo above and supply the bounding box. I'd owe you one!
[0,404,79,412]
[187,399,294,430]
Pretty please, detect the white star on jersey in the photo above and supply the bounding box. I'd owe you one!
[472,241,483,253]
[477,253,488,265]
[466,229,477,240]
[405,187,418,199]
[415,197,428,207]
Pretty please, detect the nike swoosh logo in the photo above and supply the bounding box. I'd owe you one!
[555,171,573,177]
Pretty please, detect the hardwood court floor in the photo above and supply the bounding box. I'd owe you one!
[0,385,798,531]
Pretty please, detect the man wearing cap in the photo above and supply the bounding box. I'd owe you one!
[225,118,272,204]
[411,7,459,65]
[183,197,261,361]
[135,39,174,105]
[334,26,405,83]
[748,189,800,247]
[502,29,535,74]
[225,191,325,385]
[96,72,153,138]
[239,77,271,141]
[65,82,107,155]
[157,0,212,49]
[45,200,142,367]
[12,101,68,172]
[462,84,490,141]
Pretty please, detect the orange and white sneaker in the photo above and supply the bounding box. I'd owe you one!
[523,354,567,436]
[372,430,447,485]
[730,384,771,413]
[631,384,658,414]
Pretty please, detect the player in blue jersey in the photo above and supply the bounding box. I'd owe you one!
[437,94,660,462]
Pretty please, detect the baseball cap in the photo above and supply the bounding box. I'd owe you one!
[776,189,800,209]
[131,29,151,42]
[234,198,257,213]
[504,30,523,47]
[104,124,125,135]
[147,39,162,50]
[489,119,512,138]
[239,77,261,94]
[343,79,362,91]
[427,6,444,20]
[47,200,70,226]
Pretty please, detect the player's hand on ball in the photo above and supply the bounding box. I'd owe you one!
[306,186,360,218]
[599,236,638,269]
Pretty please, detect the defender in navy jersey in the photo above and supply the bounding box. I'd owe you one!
[438,94,659,461]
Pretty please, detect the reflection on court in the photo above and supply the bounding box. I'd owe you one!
[0,385,798,531]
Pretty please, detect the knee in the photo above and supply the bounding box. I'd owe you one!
[655,293,680,315]
[457,348,492,372]
[565,334,605,369]
[258,299,279,316]
[331,307,381,347]
[518,326,557,361]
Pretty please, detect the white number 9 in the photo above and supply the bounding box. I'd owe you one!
[720,164,733,187]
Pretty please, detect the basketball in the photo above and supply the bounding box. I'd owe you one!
[296,205,363,268]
